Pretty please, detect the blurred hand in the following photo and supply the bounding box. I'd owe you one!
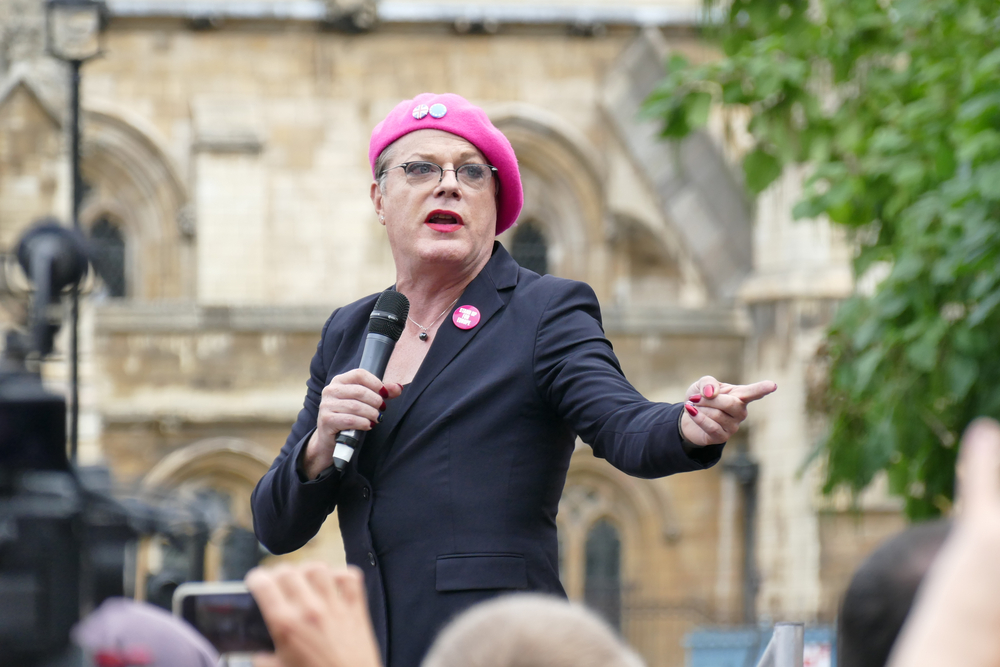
[954,418,1000,530]
[679,376,777,446]
[247,563,382,667]
[302,370,404,479]
[888,418,1000,667]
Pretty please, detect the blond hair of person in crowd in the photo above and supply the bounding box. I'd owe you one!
[421,594,644,667]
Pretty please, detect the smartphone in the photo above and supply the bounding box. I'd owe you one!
[172,581,274,653]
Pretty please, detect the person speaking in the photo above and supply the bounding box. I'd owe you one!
[251,93,776,667]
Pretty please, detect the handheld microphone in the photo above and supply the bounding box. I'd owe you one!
[332,289,410,473]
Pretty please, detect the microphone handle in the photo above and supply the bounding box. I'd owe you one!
[332,332,397,472]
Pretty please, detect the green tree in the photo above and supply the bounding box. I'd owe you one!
[643,0,1000,518]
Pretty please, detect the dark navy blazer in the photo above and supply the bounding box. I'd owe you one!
[251,243,723,667]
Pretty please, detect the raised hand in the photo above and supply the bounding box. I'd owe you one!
[247,563,382,667]
[679,376,777,447]
[887,418,1000,667]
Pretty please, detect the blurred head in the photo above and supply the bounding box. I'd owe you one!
[421,594,645,667]
[72,597,218,667]
[368,94,523,276]
[837,519,950,667]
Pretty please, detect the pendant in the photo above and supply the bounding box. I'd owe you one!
[419,332,429,341]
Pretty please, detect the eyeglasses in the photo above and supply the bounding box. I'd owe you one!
[386,161,498,191]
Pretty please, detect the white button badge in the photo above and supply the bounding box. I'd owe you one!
[412,104,429,120]
[429,103,448,118]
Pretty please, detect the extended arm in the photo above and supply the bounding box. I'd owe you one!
[532,279,719,477]
[533,279,773,477]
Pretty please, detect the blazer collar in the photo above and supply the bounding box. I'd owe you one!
[375,242,519,464]
[482,240,519,291]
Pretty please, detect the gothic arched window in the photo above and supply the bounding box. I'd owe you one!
[584,518,622,631]
[90,217,127,297]
[510,221,549,276]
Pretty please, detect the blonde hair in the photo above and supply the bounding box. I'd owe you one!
[421,594,645,667]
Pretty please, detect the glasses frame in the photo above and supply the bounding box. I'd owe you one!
[386,161,499,191]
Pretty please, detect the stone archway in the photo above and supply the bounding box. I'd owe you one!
[608,212,687,306]
[142,436,273,528]
[602,28,754,301]
[489,104,607,284]
[142,437,347,572]
[135,437,273,588]
[0,78,63,250]
[559,449,682,600]
[80,104,191,299]
[562,447,717,663]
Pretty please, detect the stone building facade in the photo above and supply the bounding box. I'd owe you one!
[0,1,905,664]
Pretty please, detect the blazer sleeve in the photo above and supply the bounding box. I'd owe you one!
[532,278,724,478]
[251,311,344,554]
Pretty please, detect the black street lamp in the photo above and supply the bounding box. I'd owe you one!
[45,0,106,462]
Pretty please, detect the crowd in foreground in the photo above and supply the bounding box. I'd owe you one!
[74,417,1000,667]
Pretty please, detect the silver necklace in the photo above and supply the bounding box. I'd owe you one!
[408,298,459,342]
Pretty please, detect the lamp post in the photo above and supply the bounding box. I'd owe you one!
[45,0,105,463]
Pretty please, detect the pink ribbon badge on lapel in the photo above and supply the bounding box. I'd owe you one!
[453,305,481,330]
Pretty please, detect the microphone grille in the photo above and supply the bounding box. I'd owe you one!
[368,289,410,341]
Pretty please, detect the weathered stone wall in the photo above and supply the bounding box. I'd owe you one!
[0,83,62,248]
[83,24,654,304]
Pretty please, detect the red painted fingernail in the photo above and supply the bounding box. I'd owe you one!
[370,420,377,428]
[380,401,387,411]
[690,394,702,403]
[379,386,389,398]
[705,385,715,398]
[685,404,698,416]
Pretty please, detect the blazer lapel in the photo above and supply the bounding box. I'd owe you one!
[377,243,520,463]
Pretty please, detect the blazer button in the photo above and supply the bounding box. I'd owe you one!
[367,552,376,567]
[362,487,370,499]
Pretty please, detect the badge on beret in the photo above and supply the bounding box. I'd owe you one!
[429,103,448,118]
[412,104,429,119]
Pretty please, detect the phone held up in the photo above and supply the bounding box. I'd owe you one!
[173,581,274,654]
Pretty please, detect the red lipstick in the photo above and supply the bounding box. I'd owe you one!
[425,210,463,233]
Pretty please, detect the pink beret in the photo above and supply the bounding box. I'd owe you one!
[369,93,523,236]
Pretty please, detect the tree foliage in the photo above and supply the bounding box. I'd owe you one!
[643,0,1000,518]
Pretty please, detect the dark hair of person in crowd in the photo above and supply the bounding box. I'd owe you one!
[421,593,644,667]
[837,519,950,667]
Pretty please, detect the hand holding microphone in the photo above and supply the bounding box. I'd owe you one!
[301,290,410,480]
